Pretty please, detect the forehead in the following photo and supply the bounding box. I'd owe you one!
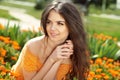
[48,10,65,21]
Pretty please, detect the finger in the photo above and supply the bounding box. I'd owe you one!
[64,44,73,50]
[57,44,68,49]
[61,48,73,52]
[57,55,69,59]
[65,40,74,49]
[61,53,72,58]
[61,50,73,56]
[61,53,73,57]
[61,44,72,49]
[66,40,73,44]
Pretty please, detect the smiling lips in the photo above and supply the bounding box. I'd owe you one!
[50,32,59,37]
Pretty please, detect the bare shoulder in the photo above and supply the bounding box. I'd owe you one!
[25,35,45,55]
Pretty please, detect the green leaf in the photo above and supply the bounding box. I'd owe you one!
[114,50,120,60]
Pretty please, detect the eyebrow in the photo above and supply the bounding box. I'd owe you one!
[47,19,65,23]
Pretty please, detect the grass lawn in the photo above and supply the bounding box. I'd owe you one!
[85,16,120,40]
[16,0,36,2]
[0,9,19,20]
[0,1,42,19]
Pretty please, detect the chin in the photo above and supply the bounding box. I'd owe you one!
[50,37,66,43]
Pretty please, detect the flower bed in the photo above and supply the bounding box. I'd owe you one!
[88,57,120,80]
[0,23,120,80]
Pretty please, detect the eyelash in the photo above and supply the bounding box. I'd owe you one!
[46,21,50,24]
[58,22,64,25]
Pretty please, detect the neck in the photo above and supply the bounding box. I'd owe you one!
[48,38,60,49]
[43,36,65,59]
[46,37,65,49]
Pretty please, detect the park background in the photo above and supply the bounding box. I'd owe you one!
[0,0,120,80]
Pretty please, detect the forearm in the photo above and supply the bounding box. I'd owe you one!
[32,58,55,80]
[43,60,62,80]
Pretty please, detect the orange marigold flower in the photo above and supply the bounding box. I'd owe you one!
[90,60,93,64]
[87,77,93,80]
[103,57,107,61]
[109,69,119,77]
[96,68,102,73]
[0,57,6,64]
[104,75,109,80]
[0,36,10,44]
[95,58,102,65]
[0,57,3,61]
[38,26,42,31]
[0,36,5,41]
[95,74,102,79]
[11,41,19,46]
[0,48,7,57]
[107,64,114,68]
[11,56,17,61]
[107,59,113,63]
[12,45,21,50]
[113,37,117,41]
[89,71,95,77]
[3,39,10,44]
[101,73,106,77]
[0,23,4,29]
[10,70,21,77]
[107,36,112,40]
[0,65,6,71]
[118,69,120,72]
[21,29,28,32]
[1,71,6,76]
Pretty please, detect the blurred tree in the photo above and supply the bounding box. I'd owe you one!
[90,0,112,9]
[102,0,107,12]
[72,0,91,16]
[34,0,52,10]
[72,0,117,15]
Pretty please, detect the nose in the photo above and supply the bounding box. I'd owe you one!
[50,25,56,30]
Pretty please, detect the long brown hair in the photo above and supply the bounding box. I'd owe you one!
[41,1,90,80]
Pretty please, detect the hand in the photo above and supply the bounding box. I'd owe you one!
[49,40,74,62]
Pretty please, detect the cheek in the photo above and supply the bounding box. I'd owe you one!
[46,27,50,35]
[61,27,69,36]
[46,26,49,32]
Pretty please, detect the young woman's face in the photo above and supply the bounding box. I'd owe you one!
[46,10,69,42]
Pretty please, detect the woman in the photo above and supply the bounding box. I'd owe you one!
[11,1,90,80]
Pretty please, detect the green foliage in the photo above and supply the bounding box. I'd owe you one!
[34,0,46,10]
[34,0,52,10]
[0,22,42,48]
[0,36,19,80]
[0,41,20,66]
[0,1,42,19]
[0,22,42,79]
[85,16,120,40]
[89,4,120,16]
[0,9,19,20]
[89,58,120,80]
[89,33,119,60]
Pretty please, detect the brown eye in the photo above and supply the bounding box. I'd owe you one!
[58,22,64,26]
[46,20,50,24]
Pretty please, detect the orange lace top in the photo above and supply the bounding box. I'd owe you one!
[11,45,72,80]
